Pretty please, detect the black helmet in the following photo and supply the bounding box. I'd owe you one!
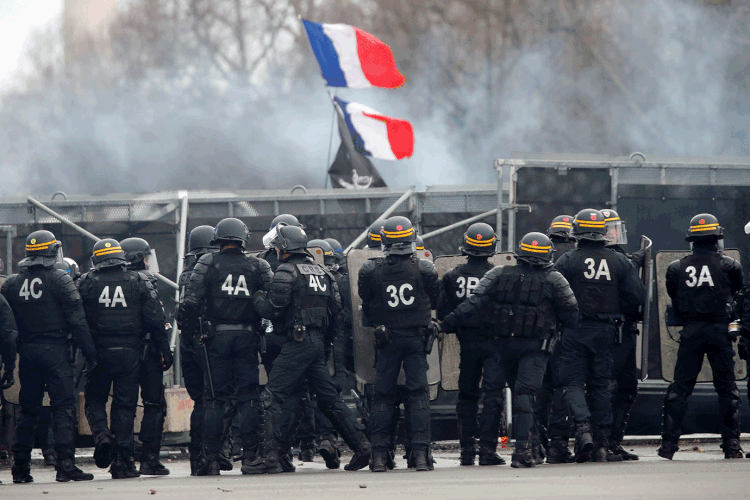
[25,230,61,258]
[366,219,386,248]
[212,218,249,248]
[685,213,723,242]
[460,222,496,257]
[572,208,607,241]
[324,238,343,254]
[187,225,217,256]
[54,257,80,277]
[92,238,126,268]
[415,236,425,251]
[517,232,554,266]
[120,237,152,265]
[270,214,301,230]
[270,225,308,253]
[599,209,628,246]
[548,215,574,239]
[308,238,333,256]
[380,216,416,255]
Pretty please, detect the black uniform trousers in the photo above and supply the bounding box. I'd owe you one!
[139,347,166,457]
[535,350,570,442]
[203,327,259,458]
[180,340,205,461]
[265,332,359,451]
[370,331,429,452]
[455,338,504,449]
[662,323,740,443]
[558,320,616,429]
[85,347,140,459]
[497,338,548,449]
[13,343,76,463]
[610,327,638,439]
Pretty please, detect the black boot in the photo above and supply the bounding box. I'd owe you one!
[93,433,113,469]
[478,443,506,466]
[110,453,140,479]
[217,451,233,471]
[318,439,341,469]
[139,452,170,475]
[370,449,388,472]
[411,449,430,472]
[532,444,545,465]
[573,423,594,463]
[11,461,33,483]
[298,438,316,462]
[546,436,574,464]
[460,440,476,466]
[610,442,639,460]
[722,438,744,459]
[280,452,296,472]
[511,443,535,469]
[43,448,57,467]
[657,440,679,460]
[56,458,94,482]
[592,426,621,463]
[191,457,208,476]
[610,402,638,460]
[344,434,372,471]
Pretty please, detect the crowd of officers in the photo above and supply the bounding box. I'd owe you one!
[0,206,747,483]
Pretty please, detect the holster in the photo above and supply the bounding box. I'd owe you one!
[66,331,77,365]
[292,324,307,342]
[541,331,560,355]
[200,320,215,342]
[141,332,152,362]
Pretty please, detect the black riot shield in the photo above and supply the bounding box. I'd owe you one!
[639,236,653,381]
[433,252,517,391]
[655,248,745,382]
[347,248,440,397]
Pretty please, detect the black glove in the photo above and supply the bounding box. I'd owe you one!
[630,249,647,272]
[1,367,14,390]
[162,348,174,371]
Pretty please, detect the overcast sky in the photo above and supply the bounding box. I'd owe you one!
[0,0,62,90]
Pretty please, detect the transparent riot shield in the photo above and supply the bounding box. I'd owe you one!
[656,249,745,382]
[433,252,517,391]
[639,236,653,381]
[347,248,440,398]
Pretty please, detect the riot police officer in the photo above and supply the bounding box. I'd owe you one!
[2,230,97,483]
[555,209,645,463]
[600,209,646,460]
[358,216,441,472]
[437,222,505,466]
[181,218,272,475]
[78,239,167,478]
[0,286,18,457]
[535,214,577,464]
[659,214,744,460]
[260,214,303,273]
[176,225,217,474]
[252,224,371,474]
[441,232,579,468]
[366,220,386,249]
[120,237,173,475]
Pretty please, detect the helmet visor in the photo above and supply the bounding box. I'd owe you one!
[145,249,160,274]
[262,225,280,249]
[56,245,64,264]
[604,220,627,246]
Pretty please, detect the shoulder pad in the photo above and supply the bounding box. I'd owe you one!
[196,252,216,267]
[547,269,568,286]
[275,262,297,276]
[49,268,69,280]
[361,259,377,273]
[417,258,436,273]
[721,254,740,267]
[137,271,151,282]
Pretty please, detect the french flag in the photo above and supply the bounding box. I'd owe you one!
[303,19,405,89]
[334,97,414,160]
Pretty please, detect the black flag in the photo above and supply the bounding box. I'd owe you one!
[328,102,387,189]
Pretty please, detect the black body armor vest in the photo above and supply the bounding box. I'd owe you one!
[490,266,555,339]
[568,246,621,319]
[369,255,432,329]
[675,252,732,322]
[10,267,66,338]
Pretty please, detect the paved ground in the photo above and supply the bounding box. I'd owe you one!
[1,443,749,499]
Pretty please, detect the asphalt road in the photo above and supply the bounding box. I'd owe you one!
[1,444,749,499]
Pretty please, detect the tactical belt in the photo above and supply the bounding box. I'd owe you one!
[22,331,67,345]
[388,326,424,338]
[215,324,254,333]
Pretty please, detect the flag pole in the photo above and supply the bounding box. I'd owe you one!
[324,87,337,189]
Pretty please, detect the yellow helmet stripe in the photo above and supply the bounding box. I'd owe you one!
[382,228,414,237]
[93,246,123,256]
[603,216,620,222]
[416,245,425,250]
[520,243,551,253]
[465,236,495,247]
[551,222,572,228]
[689,223,719,232]
[576,221,606,227]
[369,233,382,241]
[26,239,57,250]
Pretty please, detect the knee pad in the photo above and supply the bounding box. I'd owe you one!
[406,390,429,411]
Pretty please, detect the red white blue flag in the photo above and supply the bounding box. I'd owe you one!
[303,19,405,89]
[333,97,414,160]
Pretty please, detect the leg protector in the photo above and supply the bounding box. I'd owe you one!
[661,385,687,444]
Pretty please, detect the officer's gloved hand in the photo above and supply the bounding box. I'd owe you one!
[162,348,174,372]
[630,249,647,270]
[1,367,15,390]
